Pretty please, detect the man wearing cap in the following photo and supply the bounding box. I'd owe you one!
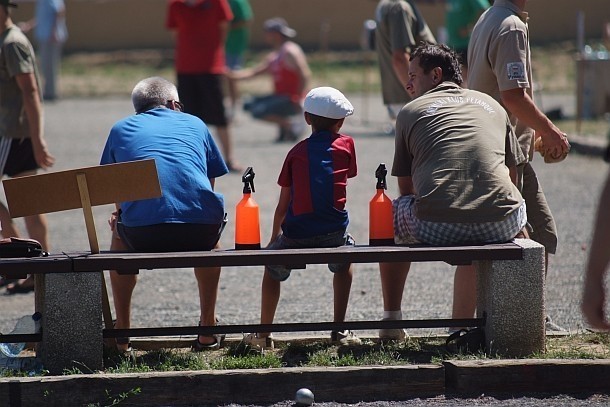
[166,0,241,172]
[244,86,360,351]
[0,0,55,294]
[468,0,571,331]
[373,0,436,128]
[378,44,527,340]
[228,17,311,142]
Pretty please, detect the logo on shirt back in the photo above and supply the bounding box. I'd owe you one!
[507,62,526,81]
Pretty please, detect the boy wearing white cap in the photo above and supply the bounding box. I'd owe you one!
[245,86,360,350]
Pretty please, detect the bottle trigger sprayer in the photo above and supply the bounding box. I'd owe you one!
[235,167,261,250]
[369,163,395,246]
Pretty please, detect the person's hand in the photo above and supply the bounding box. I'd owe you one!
[582,276,610,331]
[534,132,570,163]
[108,211,119,232]
[31,139,55,169]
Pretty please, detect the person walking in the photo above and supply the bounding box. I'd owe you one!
[467,0,571,331]
[0,0,55,294]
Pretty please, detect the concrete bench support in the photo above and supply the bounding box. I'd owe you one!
[476,239,545,357]
[36,272,103,374]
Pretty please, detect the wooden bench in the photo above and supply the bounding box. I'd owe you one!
[0,160,546,374]
[0,240,546,374]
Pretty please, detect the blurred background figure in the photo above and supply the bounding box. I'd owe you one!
[166,0,242,172]
[0,0,55,294]
[582,169,610,331]
[373,0,436,133]
[229,17,311,143]
[19,0,68,101]
[444,0,489,85]
[225,0,253,120]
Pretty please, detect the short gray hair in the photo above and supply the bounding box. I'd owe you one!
[131,76,179,114]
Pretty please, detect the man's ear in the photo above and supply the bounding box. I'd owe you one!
[304,111,312,125]
[432,67,443,84]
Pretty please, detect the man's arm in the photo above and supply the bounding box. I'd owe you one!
[501,87,570,159]
[283,43,311,96]
[391,49,411,89]
[15,72,54,169]
[397,175,415,196]
[227,54,271,79]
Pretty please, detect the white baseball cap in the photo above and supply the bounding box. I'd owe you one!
[303,87,354,119]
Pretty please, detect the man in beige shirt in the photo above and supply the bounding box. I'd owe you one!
[468,0,571,331]
[379,43,526,340]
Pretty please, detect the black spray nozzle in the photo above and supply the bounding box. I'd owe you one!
[375,163,387,190]
[242,167,255,193]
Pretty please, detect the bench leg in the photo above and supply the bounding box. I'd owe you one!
[35,272,103,374]
[476,238,545,357]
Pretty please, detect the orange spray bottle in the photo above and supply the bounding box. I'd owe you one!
[369,163,395,246]
[235,167,261,250]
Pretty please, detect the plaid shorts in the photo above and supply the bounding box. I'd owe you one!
[266,230,355,281]
[393,195,527,246]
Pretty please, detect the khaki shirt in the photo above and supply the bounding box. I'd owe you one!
[392,82,524,223]
[0,25,41,140]
[467,0,535,159]
[375,0,436,105]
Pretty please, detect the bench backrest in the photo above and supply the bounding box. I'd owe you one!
[2,159,162,253]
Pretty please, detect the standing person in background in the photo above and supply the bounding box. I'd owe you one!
[467,0,571,331]
[373,0,436,129]
[0,0,55,294]
[225,0,253,119]
[582,170,610,332]
[19,0,68,101]
[166,0,242,172]
[228,18,310,142]
[444,0,488,85]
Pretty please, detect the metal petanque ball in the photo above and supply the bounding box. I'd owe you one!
[295,388,314,406]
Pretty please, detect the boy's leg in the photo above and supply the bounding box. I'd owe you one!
[259,269,281,337]
[333,264,353,323]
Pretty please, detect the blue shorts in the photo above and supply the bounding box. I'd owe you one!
[393,195,527,246]
[243,94,301,119]
[265,230,355,281]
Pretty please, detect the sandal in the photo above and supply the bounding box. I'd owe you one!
[192,319,225,352]
[5,277,35,294]
[0,277,16,287]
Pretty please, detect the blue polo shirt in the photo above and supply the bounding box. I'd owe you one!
[100,108,228,227]
[278,130,357,239]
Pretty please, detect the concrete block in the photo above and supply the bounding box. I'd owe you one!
[37,272,103,374]
[476,239,545,357]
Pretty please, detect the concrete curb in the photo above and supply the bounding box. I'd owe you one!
[1,359,609,406]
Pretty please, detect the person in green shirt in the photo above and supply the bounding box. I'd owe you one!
[445,0,489,84]
[225,0,253,118]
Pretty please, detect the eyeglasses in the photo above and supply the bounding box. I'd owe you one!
[166,100,184,112]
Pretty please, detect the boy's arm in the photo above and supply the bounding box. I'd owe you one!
[268,186,291,246]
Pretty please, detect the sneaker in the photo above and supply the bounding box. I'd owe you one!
[243,333,274,350]
[379,318,408,341]
[545,315,567,332]
[331,330,362,345]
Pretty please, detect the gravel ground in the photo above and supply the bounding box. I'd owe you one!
[1,94,608,405]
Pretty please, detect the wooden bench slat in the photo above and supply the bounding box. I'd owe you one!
[70,243,523,271]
